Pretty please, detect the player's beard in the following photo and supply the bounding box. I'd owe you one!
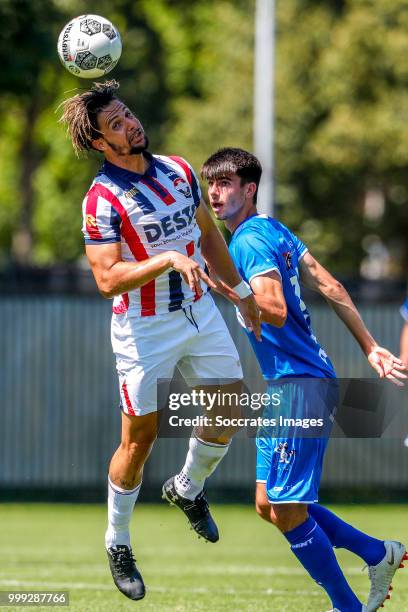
[105,134,149,156]
[129,134,149,155]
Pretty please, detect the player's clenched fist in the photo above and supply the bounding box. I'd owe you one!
[168,251,216,296]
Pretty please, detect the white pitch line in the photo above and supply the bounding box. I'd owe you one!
[0,579,321,596]
[0,565,367,576]
[0,580,111,592]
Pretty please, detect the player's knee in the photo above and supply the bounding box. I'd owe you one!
[124,422,157,446]
[121,437,156,461]
[270,504,308,532]
[121,411,158,448]
[268,505,284,529]
[255,500,272,523]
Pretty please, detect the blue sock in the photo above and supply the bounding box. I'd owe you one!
[284,516,362,612]
[309,504,385,566]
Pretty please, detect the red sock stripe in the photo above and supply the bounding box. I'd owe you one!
[122,381,136,416]
[93,184,156,316]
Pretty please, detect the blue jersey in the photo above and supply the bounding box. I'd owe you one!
[229,214,336,379]
[401,298,408,322]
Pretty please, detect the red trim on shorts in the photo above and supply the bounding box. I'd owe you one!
[94,184,156,316]
[122,381,136,416]
[112,293,130,314]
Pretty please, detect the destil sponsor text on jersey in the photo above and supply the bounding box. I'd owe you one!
[142,201,199,243]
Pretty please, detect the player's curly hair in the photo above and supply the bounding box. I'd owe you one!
[58,80,120,155]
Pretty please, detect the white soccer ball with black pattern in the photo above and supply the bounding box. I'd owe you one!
[57,14,122,79]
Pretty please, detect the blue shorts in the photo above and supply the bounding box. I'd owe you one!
[256,378,337,504]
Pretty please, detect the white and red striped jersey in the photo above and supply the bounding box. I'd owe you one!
[82,153,209,316]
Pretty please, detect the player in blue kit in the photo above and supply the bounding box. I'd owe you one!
[201,148,407,612]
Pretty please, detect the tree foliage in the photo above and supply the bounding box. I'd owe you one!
[0,0,407,276]
[275,0,408,273]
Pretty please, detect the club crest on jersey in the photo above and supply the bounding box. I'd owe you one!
[283,251,293,270]
[173,177,191,199]
[86,214,98,228]
[274,442,296,464]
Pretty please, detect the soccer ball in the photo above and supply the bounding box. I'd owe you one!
[57,14,122,79]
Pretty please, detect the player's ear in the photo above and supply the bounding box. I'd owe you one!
[92,138,107,153]
[246,182,257,200]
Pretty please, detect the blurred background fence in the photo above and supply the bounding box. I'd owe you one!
[1,0,408,504]
[1,290,407,503]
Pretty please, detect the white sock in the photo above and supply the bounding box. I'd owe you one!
[174,436,230,500]
[105,477,141,550]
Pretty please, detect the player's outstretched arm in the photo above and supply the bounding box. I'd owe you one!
[196,201,261,340]
[299,252,407,386]
[86,242,215,298]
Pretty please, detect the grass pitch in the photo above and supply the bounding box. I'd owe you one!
[0,503,407,611]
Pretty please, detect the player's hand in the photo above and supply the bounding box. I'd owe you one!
[169,251,216,296]
[237,294,262,341]
[367,346,408,387]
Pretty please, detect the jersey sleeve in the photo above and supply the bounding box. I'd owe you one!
[401,298,408,322]
[82,184,121,245]
[233,230,281,284]
[293,232,308,260]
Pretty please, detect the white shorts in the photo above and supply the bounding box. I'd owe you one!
[111,293,243,416]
